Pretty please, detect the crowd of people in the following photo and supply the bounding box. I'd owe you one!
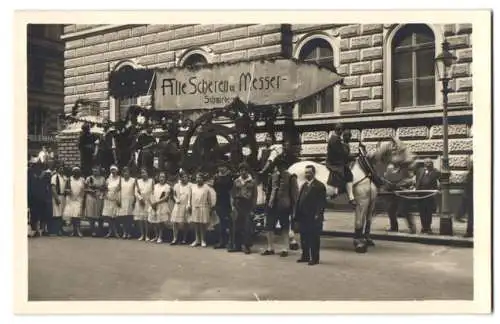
[27,122,474,268]
[28,122,330,265]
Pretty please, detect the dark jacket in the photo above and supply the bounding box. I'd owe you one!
[415,168,440,190]
[30,169,52,208]
[269,169,298,211]
[294,178,326,223]
[326,134,347,172]
[78,131,94,156]
[213,173,233,208]
[27,168,36,208]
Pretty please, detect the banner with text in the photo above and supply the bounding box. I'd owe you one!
[153,59,343,110]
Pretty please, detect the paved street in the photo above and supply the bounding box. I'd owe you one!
[28,235,473,301]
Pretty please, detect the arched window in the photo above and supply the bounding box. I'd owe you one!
[298,39,334,115]
[392,24,436,108]
[182,53,208,67]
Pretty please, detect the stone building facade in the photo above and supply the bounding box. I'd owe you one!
[27,24,64,156]
[60,24,473,198]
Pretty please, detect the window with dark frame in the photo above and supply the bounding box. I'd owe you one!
[392,24,436,109]
[28,107,48,136]
[115,65,140,120]
[298,39,334,115]
[182,53,208,67]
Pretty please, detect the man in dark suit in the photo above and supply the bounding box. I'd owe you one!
[294,165,327,266]
[213,161,234,249]
[78,123,95,177]
[415,158,440,234]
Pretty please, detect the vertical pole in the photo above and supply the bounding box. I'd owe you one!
[439,77,453,236]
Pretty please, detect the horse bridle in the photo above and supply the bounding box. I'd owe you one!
[351,142,391,188]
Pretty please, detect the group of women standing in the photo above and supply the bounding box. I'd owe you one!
[44,162,217,247]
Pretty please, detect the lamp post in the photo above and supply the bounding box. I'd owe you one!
[434,40,457,236]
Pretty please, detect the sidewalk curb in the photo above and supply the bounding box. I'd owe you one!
[321,230,473,248]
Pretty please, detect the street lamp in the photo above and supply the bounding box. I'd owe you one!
[434,40,457,236]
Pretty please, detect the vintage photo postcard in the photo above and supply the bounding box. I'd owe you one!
[13,9,492,314]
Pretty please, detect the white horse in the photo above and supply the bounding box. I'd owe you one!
[288,138,416,253]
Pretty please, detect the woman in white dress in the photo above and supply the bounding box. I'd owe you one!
[190,172,216,247]
[50,163,67,236]
[116,166,135,239]
[170,170,192,245]
[148,171,172,244]
[62,166,86,237]
[84,166,106,237]
[134,168,154,241]
[102,165,121,238]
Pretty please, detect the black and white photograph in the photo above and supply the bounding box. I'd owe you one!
[12,9,492,314]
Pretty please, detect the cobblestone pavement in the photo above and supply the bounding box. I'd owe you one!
[28,235,473,301]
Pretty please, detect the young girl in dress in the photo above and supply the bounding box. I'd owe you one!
[148,171,172,244]
[134,168,154,241]
[190,172,216,247]
[116,166,135,239]
[170,170,192,245]
[84,166,106,237]
[62,166,86,237]
[102,165,121,238]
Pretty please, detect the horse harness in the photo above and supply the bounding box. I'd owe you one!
[352,145,385,188]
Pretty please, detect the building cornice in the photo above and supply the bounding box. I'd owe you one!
[292,107,473,130]
[61,24,138,40]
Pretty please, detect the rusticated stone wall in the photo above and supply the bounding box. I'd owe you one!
[295,124,472,185]
[338,24,385,114]
[63,24,285,117]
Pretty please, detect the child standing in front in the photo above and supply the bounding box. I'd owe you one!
[116,166,135,239]
[190,172,216,247]
[170,170,192,245]
[62,166,86,237]
[134,168,154,241]
[148,171,172,244]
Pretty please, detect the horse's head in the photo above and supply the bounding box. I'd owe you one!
[373,137,416,171]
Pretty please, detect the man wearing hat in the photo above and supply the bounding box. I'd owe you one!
[415,158,440,234]
[326,123,355,204]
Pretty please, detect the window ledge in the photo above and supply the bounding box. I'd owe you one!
[393,105,442,112]
[298,112,336,120]
[294,106,472,127]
